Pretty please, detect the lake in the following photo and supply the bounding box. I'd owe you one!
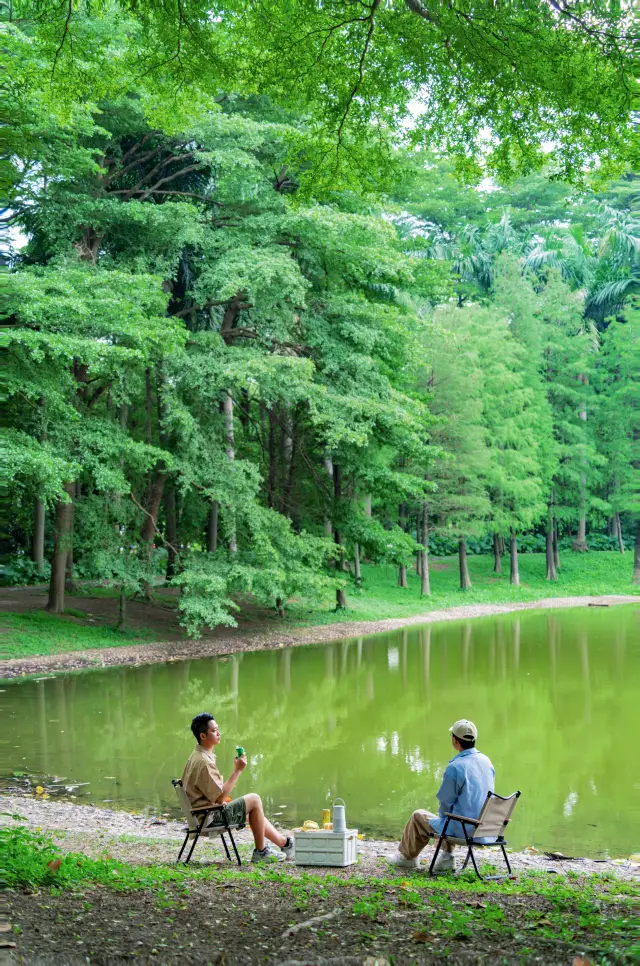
[2,605,638,857]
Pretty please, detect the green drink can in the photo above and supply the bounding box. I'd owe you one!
[236,745,245,757]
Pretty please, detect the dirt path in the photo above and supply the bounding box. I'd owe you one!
[1,594,637,679]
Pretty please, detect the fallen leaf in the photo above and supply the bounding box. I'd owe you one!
[572,958,595,966]
[35,785,45,795]
[465,900,486,909]
[47,860,62,872]
[412,931,432,943]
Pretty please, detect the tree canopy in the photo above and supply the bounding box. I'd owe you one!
[8,1,635,190]
[3,4,639,629]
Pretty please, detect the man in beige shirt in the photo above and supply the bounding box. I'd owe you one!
[181,712,294,863]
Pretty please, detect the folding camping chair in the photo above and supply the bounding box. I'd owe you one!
[172,779,245,866]
[428,790,521,880]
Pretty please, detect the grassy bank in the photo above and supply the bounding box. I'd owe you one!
[4,825,636,965]
[288,550,638,625]
[0,609,157,659]
[2,552,637,661]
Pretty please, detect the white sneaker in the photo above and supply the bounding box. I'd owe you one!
[431,850,456,873]
[251,843,285,863]
[281,836,295,860]
[387,851,419,869]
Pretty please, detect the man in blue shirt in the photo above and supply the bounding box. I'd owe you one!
[388,719,495,873]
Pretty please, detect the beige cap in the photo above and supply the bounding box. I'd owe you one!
[449,719,478,740]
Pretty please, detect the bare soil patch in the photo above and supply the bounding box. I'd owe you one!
[1,593,638,679]
[5,877,608,966]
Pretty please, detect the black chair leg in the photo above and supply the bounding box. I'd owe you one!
[220,832,231,862]
[428,837,444,876]
[500,843,512,875]
[460,848,471,872]
[184,833,200,865]
[228,828,242,866]
[177,831,190,864]
[468,846,483,880]
[184,816,206,865]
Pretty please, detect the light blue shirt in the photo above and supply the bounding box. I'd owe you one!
[429,748,496,842]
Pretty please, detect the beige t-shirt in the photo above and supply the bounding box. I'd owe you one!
[181,744,224,809]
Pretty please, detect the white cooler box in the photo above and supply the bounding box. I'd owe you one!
[294,828,358,867]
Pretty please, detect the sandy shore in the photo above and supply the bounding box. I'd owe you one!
[3,795,638,882]
[2,594,637,679]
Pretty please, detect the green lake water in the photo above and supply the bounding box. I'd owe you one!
[2,605,638,857]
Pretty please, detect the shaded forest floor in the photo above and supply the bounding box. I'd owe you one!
[1,553,637,675]
[4,811,637,966]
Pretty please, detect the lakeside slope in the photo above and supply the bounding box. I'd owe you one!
[2,593,638,678]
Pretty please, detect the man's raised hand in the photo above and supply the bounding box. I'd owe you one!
[234,754,247,772]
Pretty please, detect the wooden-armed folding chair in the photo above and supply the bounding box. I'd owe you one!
[428,790,521,880]
[172,779,244,866]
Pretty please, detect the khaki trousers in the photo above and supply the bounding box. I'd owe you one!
[399,809,453,859]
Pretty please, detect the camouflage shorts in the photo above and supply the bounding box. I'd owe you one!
[208,796,246,829]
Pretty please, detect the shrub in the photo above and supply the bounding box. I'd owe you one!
[0,554,51,586]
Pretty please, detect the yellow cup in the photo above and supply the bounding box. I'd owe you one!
[321,808,331,826]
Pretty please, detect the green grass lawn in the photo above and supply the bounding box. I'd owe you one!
[287,550,639,625]
[0,610,157,660]
[1,552,637,661]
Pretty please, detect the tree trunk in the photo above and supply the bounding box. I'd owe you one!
[572,503,588,552]
[144,367,153,443]
[164,485,178,579]
[117,585,127,630]
[267,406,277,509]
[223,390,237,553]
[614,512,625,554]
[493,532,502,574]
[281,404,294,519]
[364,494,372,517]
[275,596,285,619]
[553,523,560,570]
[545,513,557,581]
[32,499,45,575]
[354,542,362,586]
[207,501,218,553]
[458,537,471,591]
[421,504,431,597]
[572,382,589,551]
[333,462,347,609]
[64,482,76,592]
[140,465,167,599]
[65,541,74,592]
[397,502,408,587]
[323,454,334,537]
[509,529,520,586]
[415,507,422,575]
[633,519,640,585]
[47,483,74,614]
